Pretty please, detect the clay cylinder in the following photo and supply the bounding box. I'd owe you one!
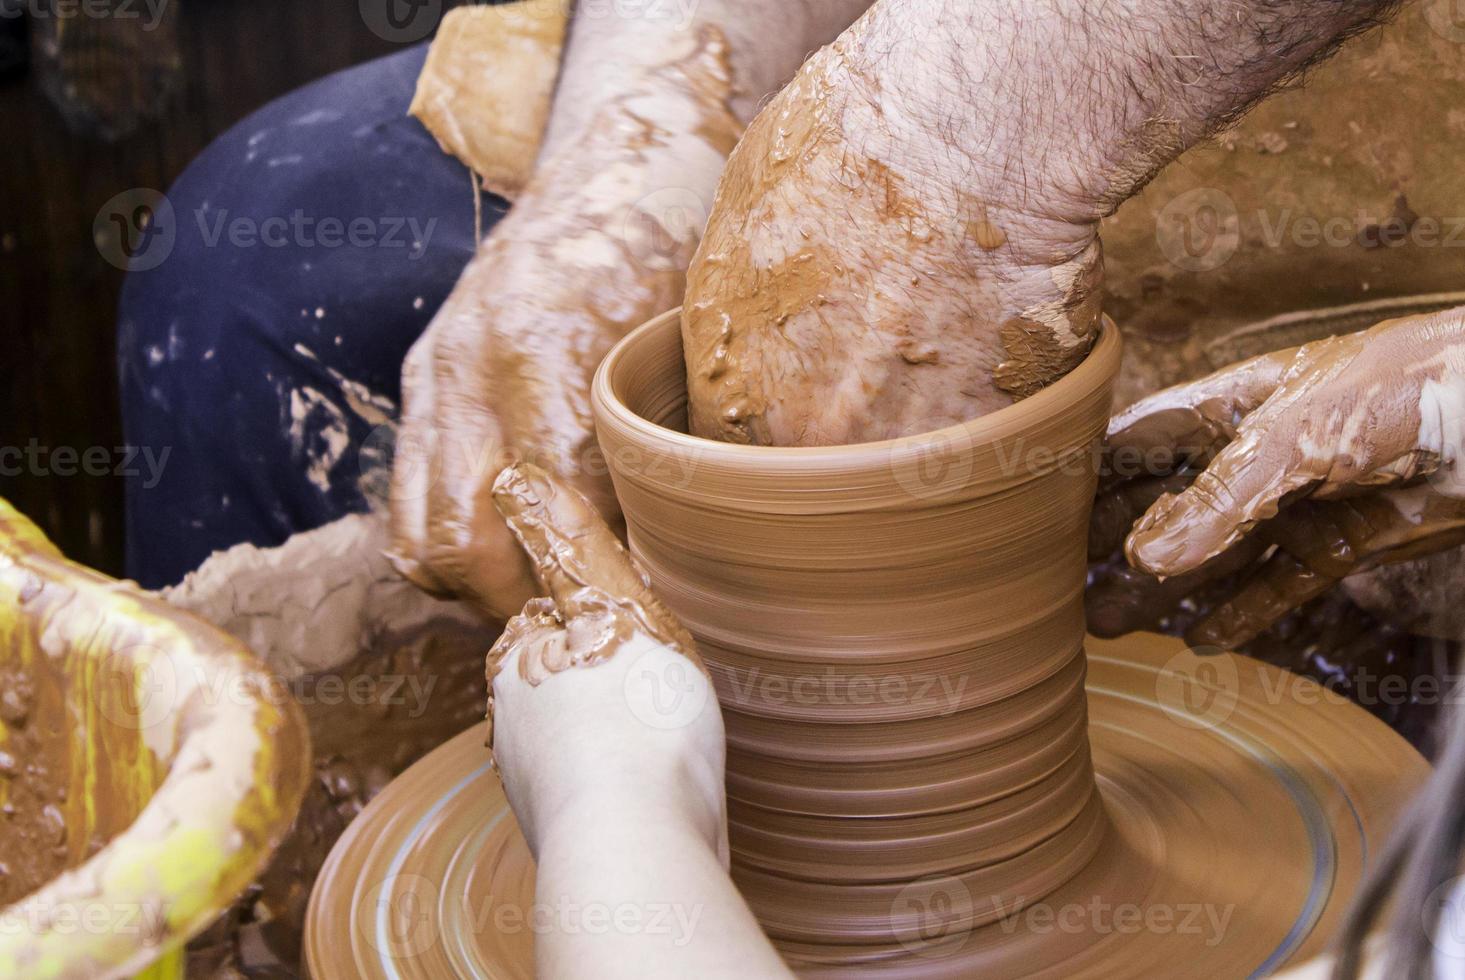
[592,310,1122,953]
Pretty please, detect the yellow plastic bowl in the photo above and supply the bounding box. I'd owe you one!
[0,501,310,979]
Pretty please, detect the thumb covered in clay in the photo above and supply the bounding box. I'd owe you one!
[490,463,700,670]
[483,465,726,863]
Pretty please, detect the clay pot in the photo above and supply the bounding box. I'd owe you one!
[0,502,310,978]
[593,310,1122,955]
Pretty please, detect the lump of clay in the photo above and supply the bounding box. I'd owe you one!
[409,3,568,201]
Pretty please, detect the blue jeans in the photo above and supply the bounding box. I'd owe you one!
[117,44,507,588]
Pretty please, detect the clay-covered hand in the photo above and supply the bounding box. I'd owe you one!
[486,465,788,979]
[1089,308,1465,649]
[389,36,740,620]
[484,463,726,860]
[680,0,1408,450]
[681,6,1103,447]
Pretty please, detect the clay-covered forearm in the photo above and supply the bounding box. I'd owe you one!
[394,0,878,612]
[680,0,1403,447]
[863,0,1402,219]
[539,0,873,155]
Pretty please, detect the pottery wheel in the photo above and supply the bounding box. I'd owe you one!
[304,633,1427,979]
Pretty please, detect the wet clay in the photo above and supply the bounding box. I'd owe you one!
[1115,310,1465,578]
[680,27,1103,447]
[388,25,742,619]
[592,311,1119,956]
[0,501,309,978]
[409,2,569,201]
[306,633,1428,978]
[484,464,704,749]
[306,311,1428,976]
[162,512,495,971]
[0,660,75,909]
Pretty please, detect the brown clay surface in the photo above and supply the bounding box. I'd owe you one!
[309,311,1425,977]
[594,310,1120,949]
[304,633,1426,979]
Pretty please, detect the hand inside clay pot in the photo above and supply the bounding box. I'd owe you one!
[1089,307,1465,650]
[681,0,1408,448]
[485,463,792,978]
[681,9,1104,446]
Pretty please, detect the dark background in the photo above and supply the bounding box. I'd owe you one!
[0,0,473,576]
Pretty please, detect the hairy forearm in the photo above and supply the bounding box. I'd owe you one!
[679,0,1402,445]
[861,0,1401,221]
[540,0,873,154]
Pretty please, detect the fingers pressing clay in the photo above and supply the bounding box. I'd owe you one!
[495,464,653,614]
[484,464,706,756]
[484,597,564,751]
[1104,346,1299,471]
[489,463,701,683]
[1089,473,1193,560]
[1124,425,1320,577]
[1086,535,1269,639]
[1126,311,1465,577]
[388,29,742,619]
[1098,482,1465,651]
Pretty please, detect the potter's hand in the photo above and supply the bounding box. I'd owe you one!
[484,462,722,856]
[486,463,788,980]
[683,0,1401,447]
[388,36,742,620]
[682,2,1103,446]
[388,0,876,618]
[1090,309,1465,649]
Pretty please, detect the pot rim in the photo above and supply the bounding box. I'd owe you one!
[593,308,1122,469]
